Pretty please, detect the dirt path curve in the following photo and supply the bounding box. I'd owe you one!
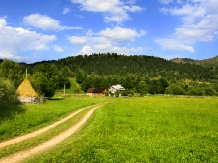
[0,104,102,163]
[0,104,101,149]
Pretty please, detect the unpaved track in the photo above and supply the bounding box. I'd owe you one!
[0,104,99,149]
[0,104,102,163]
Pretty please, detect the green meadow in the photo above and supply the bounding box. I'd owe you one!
[24,96,218,163]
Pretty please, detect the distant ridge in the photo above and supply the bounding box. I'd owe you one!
[1,55,218,68]
[170,58,198,64]
[171,55,218,67]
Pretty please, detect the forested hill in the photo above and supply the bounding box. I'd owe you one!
[171,56,218,67]
[53,53,217,81]
[1,53,217,82]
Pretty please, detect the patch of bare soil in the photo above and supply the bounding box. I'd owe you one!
[0,104,103,163]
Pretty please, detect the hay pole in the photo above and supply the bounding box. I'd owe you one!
[26,68,28,78]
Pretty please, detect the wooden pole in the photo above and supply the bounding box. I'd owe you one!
[64,84,66,95]
[26,68,27,78]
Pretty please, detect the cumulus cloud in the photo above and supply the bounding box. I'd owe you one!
[98,27,146,43]
[155,38,195,53]
[71,0,143,23]
[63,7,71,14]
[79,44,143,55]
[68,36,88,45]
[0,18,7,28]
[159,0,173,5]
[23,14,81,30]
[53,45,64,52]
[68,26,145,55]
[0,18,57,62]
[156,0,218,53]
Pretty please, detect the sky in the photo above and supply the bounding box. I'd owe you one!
[0,0,218,63]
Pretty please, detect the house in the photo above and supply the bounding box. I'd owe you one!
[108,84,126,94]
[16,78,39,103]
[87,88,107,96]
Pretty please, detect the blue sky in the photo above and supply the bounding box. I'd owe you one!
[0,0,218,63]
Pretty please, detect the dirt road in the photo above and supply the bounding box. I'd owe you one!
[0,104,103,163]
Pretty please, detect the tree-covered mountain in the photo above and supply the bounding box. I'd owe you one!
[53,53,217,82]
[1,53,218,83]
[171,56,218,67]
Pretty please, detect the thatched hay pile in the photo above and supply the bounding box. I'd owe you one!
[16,78,38,97]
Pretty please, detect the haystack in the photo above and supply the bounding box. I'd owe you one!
[16,78,38,103]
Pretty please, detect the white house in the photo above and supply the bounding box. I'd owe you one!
[108,84,126,94]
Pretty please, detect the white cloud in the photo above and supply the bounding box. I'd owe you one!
[63,7,71,14]
[0,18,57,61]
[159,0,173,5]
[157,0,218,53]
[68,26,145,55]
[98,27,146,43]
[53,45,64,52]
[155,38,195,53]
[68,36,88,45]
[23,14,81,30]
[0,19,7,28]
[71,0,143,23]
[176,0,183,4]
[79,46,93,54]
[0,52,29,62]
[79,44,143,55]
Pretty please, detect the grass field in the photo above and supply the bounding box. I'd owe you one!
[25,96,218,163]
[0,95,111,142]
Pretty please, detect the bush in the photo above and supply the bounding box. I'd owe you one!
[204,87,216,96]
[172,86,185,95]
[186,88,199,96]
[0,78,17,109]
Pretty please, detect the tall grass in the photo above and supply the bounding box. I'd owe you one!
[26,96,218,162]
[0,96,111,142]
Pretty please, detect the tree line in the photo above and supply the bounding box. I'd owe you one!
[1,53,218,108]
[0,59,72,109]
[76,70,218,96]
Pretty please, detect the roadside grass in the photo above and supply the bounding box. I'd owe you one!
[26,96,218,163]
[0,96,111,142]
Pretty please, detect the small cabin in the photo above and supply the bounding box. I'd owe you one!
[87,88,107,96]
[108,84,126,94]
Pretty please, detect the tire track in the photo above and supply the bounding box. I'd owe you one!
[0,104,101,149]
[0,104,103,163]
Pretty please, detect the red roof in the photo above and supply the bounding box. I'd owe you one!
[87,88,107,93]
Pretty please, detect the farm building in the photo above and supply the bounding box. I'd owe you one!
[87,88,107,96]
[108,84,126,94]
[16,78,39,103]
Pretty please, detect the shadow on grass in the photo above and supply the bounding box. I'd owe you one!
[48,97,63,101]
[0,104,26,122]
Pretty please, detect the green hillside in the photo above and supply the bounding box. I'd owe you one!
[52,53,217,81]
[55,78,84,96]
[171,56,218,67]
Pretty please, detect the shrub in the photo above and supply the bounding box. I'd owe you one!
[0,77,17,109]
